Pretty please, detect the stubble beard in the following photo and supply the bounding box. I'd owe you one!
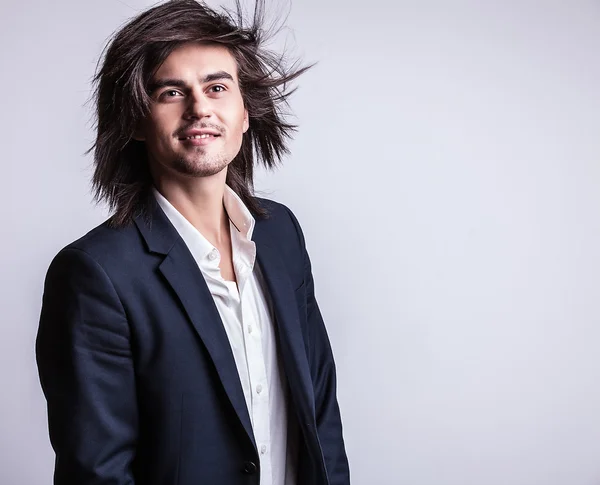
[172,148,230,177]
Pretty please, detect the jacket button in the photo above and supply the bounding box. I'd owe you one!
[242,461,258,475]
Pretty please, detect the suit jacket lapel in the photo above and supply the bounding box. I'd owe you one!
[135,202,256,449]
[253,226,330,483]
[253,227,316,427]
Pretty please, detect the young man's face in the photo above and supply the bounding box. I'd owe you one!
[137,42,249,180]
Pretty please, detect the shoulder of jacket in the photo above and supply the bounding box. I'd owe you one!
[56,219,141,268]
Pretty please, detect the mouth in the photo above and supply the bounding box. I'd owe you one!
[178,132,221,147]
[179,134,220,140]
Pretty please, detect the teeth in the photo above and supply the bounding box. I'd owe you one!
[186,134,213,139]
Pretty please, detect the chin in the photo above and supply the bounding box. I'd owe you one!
[172,156,229,177]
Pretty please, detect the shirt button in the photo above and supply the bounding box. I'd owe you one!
[208,249,218,261]
[247,325,253,334]
[260,445,267,455]
[256,384,262,394]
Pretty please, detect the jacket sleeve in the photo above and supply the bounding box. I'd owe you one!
[36,247,137,485]
[285,207,351,485]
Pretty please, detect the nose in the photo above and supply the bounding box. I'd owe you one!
[184,89,211,120]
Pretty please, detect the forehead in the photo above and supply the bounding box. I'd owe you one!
[153,42,239,81]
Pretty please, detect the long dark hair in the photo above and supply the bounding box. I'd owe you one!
[89,0,310,226]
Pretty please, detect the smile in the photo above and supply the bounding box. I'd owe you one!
[185,134,217,140]
[179,133,221,147]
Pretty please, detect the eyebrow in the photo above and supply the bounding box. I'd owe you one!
[201,70,234,84]
[148,70,235,94]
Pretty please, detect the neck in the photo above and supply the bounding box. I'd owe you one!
[153,168,230,247]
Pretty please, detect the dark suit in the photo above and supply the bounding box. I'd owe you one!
[36,198,350,485]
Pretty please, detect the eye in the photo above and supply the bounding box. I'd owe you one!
[208,85,226,94]
[159,89,183,99]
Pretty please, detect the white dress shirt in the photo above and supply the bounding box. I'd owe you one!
[153,186,297,485]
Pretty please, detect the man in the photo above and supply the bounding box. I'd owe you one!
[35,1,350,484]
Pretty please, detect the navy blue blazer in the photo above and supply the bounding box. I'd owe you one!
[36,197,349,485]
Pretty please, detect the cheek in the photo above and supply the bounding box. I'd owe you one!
[149,114,179,146]
[149,107,179,133]
[144,123,175,156]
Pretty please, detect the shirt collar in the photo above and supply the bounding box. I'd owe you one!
[223,184,255,241]
[152,184,256,269]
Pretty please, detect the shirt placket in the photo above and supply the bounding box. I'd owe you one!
[238,270,273,484]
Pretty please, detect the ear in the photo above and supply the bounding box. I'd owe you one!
[242,109,249,133]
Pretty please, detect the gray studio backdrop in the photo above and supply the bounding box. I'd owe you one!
[1,1,599,484]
